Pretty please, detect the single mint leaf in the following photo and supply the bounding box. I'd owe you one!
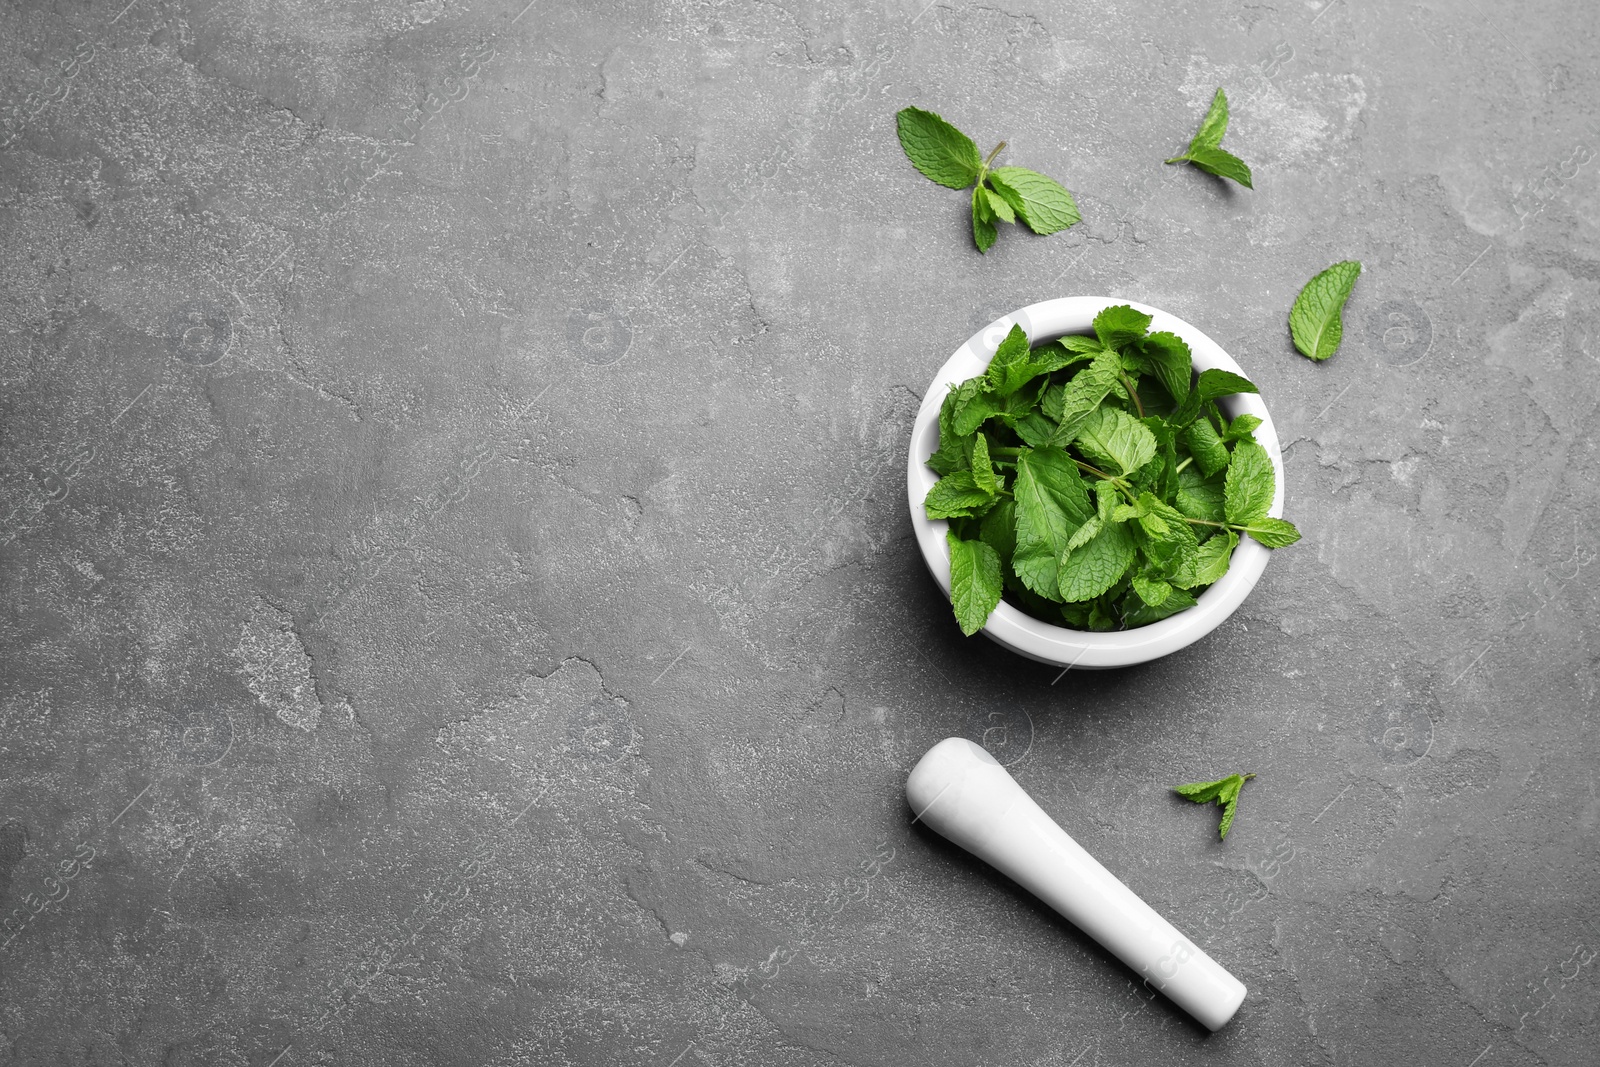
[1056,335,1105,355]
[982,184,1016,224]
[979,498,1017,565]
[1073,406,1157,476]
[1012,446,1095,601]
[1224,439,1275,525]
[986,323,1030,383]
[1173,778,1229,803]
[1123,587,1197,627]
[1013,411,1055,448]
[1173,771,1254,841]
[1131,572,1173,607]
[970,432,998,495]
[1192,530,1238,585]
[1139,332,1193,404]
[1175,465,1226,523]
[1189,87,1230,152]
[986,166,1080,235]
[1057,520,1136,602]
[925,470,992,519]
[952,379,1002,436]
[1237,516,1301,548]
[1093,304,1153,349]
[1180,418,1230,477]
[1222,413,1263,443]
[1195,368,1259,400]
[947,531,1004,636]
[1048,348,1122,441]
[971,185,998,253]
[926,444,968,476]
[1290,260,1362,361]
[896,107,982,190]
[1183,146,1254,189]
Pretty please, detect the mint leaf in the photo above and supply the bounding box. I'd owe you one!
[1290,260,1362,361]
[1174,465,1226,523]
[1173,771,1255,841]
[986,324,1037,396]
[1192,530,1238,585]
[1188,86,1230,151]
[986,166,1080,235]
[1123,587,1197,627]
[925,470,993,519]
[1131,572,1173,607]
[1093,304,1153,349]
[1180,418,1230,477]
[1222,413,1262,443]
[896,106,982,190]
[1167,88,1253,189]
[1057,336,1105,355]
[1057,520,1136,602]
[1236,516,1301,548]
[1073,406,1157,476]
[1182,146,1253,189]
[979,498,1017,564]
[952,379,1002,435]
[1138,332,1193,404]
[947,531,1004,636]
[1223,439,1275,525]
[1012,446,1095,600]
[982,184,1015,223]
[971,185,998,253]
[970,432,998,495]
[1196,368,1259,400]
[1048,348,1122,441]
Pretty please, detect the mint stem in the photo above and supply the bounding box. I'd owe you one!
[1120,374,1145,419]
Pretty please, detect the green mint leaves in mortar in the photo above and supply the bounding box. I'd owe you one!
[1166,88,1253,189]
[896,106,1080,253]
[1289,260,1362,361]
[1174,772,1255,840]
[926,309,1301,636]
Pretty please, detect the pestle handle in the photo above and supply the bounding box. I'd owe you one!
[906,738,1246,1031]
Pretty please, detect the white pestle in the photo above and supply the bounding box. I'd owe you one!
[906,737,1246,1031]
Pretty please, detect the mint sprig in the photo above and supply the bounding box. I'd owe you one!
[927,311,1301,636]
[1289,260,1362,361]
[1166,88,1253,189]
[1174,772,1255,840]
[896,106,1080,253]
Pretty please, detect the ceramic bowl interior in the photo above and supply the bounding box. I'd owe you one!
[906,296,1286,669]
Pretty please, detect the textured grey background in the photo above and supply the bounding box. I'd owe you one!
[1,0,1597,1064]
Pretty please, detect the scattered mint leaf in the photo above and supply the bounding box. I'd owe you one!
[986,166,1081,234]
[896,107,981,190]
[1290,260,1362,361]
[1167,88,1254,189]
[1223,439,1275,525]
[1174,771,1255,841]
[1182,145,1253,188]
[982,184,1016,224]
[947,531,1004,636]
[971,185,998,253]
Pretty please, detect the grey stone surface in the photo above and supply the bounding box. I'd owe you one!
[2,0,1597,1064]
